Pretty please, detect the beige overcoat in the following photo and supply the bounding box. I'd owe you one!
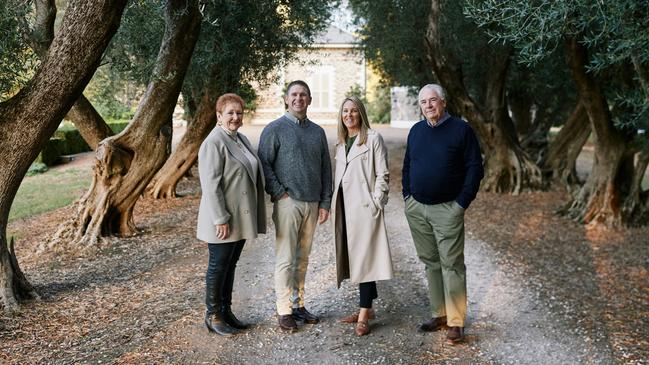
[332,129,394,287]
[196,126,266,243]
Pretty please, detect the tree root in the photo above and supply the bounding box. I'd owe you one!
[1,237,40,315]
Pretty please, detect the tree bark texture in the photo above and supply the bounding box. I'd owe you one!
[66,94,114,150]
[621,151,649,226]
[26,0,57,56]
[0,0,127,314]
[561,37,629,226]
[509,92,533,137]
[27,0,114,150]
[542,99,591,191]
[148,87,217,198]
[50,0,202,248]
[425,0,543,194]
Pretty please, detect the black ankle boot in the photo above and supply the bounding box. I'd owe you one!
[205,311,238,336]
[221,306,249,329]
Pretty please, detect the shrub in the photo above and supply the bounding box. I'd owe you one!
[37,120,130,166]
[53,128,91,155]
[26,162,48,176]
[36,138,64,166]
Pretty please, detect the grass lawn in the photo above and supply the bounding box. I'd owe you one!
[9,167,92,223]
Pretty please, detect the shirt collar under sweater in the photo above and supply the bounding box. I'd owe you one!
[426,111,450,128]
[284,112,309,125]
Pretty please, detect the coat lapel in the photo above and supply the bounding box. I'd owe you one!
[239,133,264,183]
[215,127,255,182]
[346,141,369,163]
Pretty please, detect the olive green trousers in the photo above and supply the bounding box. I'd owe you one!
[405,198,467,327]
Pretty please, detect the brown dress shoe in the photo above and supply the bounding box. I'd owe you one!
[417,316,447,332]
[277,314,298,333]
[446,326,464,344]
[340,309,376,323]
[355,320,370,336]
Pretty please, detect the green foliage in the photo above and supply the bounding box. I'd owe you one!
[369,85,391,124]
[465,0,648,139]
[36,138,64,166]
[104,1,165,84]
[345,83,391,124]
[87,0,336,119]
[107,120,130,134]
[465,1,649,70]
[85,66,138,120]
[0,1,38,100]
[348,0,431,86]
[186,0,337,98]
[349,0,512,107]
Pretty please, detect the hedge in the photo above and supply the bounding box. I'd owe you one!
[37,121,130,166]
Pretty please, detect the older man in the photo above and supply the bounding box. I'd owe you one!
[258,80,332,333]
[402,84,484,344]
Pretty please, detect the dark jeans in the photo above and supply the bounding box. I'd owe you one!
[359,281,377,308]
[205,239,245,314]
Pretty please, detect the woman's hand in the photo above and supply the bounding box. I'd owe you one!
[215,223,230,240]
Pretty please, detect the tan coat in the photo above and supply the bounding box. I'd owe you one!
[332,129,393,287]
[196,127,266,243]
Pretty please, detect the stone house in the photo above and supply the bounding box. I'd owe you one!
[250,25,365,125]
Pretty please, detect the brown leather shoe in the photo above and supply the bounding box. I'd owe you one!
[417,316,447,332]
[355,320,370,336]
[446,326,464,344]
[340,309,376,323]
[277,314,298,333]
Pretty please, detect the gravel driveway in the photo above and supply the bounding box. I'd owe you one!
[3,125,639,365]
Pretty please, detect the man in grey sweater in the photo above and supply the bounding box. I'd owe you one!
[258,80,333,333]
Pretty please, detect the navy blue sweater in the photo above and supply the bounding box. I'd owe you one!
[402,115,484,209]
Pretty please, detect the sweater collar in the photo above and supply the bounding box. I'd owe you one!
[426,111,450,128]
[284,112,308,125]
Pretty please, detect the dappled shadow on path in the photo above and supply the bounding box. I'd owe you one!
[467,191,648,364]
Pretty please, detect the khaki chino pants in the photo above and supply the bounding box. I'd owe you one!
[405,198,467,327]
[272,197,319,316]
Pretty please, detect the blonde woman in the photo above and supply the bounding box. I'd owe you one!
[331,96,393,336]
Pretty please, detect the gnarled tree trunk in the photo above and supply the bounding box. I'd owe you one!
[0,0,127,313]
[622,151,649,226]
[148,86,217,198]
[28,0,114,150]
[560,37,629,226]
[66,94,114,149]
[542,99,591,191]
[49,0,201,248]
[425,0,543,194]
[509,92,533,138]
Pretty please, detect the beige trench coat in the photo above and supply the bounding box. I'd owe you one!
[196,127,266,243]
[332,129,394,287]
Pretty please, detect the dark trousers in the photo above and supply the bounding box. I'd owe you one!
[359,281,377,308]
[205,239,245,314]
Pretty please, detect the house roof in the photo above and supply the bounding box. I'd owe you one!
[312,24,358,45]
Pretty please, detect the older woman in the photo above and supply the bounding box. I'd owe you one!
[197,93,266,336]
[332,96,394,336]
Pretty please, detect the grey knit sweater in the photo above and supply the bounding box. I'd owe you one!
[258,114,333,210]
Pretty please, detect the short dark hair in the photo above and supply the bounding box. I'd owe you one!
[285,80,311,97]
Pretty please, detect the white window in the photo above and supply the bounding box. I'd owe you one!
[306,66,335,111]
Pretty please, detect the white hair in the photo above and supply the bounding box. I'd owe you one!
[418,84,446,101]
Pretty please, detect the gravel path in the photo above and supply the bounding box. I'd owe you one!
[2,125,643,364]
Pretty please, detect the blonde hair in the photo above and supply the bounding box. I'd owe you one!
[337,96,371,145]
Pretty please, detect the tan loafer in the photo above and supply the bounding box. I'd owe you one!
[355,320,370,336]
[340,309,375,323]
